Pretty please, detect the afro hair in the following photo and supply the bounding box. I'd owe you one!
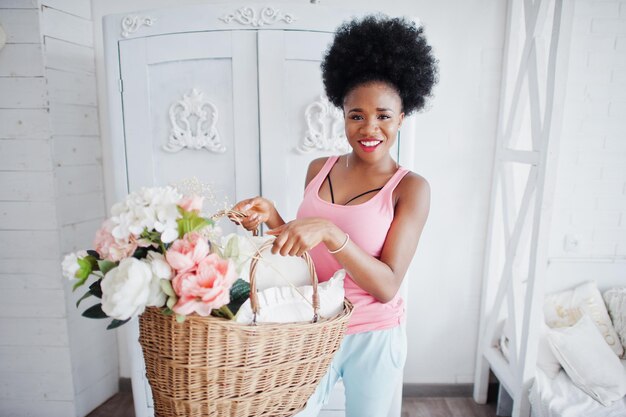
[321,14,438,115]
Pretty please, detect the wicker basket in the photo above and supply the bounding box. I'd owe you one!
[139,238,353,417]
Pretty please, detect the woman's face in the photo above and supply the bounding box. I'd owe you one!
[343,81,404,163]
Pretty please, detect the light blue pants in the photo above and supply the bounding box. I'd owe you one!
[294,325,407,417]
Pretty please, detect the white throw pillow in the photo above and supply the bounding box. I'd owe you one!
[603,287,626,356]
[546,314,626,407]
[544,281,624,357]
[221,234,311,291]
[235,269,346,324]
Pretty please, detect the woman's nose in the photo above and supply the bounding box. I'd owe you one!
[360,119,380,135]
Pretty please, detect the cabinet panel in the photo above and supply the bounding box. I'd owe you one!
[259,30,335,222]
[119,31,259,215]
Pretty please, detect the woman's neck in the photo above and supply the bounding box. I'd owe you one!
[345,152,398,174]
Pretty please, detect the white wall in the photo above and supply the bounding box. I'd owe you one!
[91,0,507,384]
[0,1,117,416]
[548,0,626,261]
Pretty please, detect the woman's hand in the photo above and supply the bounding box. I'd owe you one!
[231,197,284,231]
[266,218,344,257]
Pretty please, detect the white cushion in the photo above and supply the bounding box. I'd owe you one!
[603,287,626,355]
[544,281,623,357]
[221,234,311,291]
[546,314,626,407]
[235,269,346,324]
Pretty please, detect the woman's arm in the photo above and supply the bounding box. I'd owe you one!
[268,172,430,303]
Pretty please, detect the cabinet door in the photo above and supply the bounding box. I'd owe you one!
[258,30,399,222]
[119,30,260,212]
[117,30,260,417]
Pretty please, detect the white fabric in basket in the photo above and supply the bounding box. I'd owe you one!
[235,269,346,324]
[222,234,311,291]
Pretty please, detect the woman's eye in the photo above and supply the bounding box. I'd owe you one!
[350,115,364,120]
[378,114,391,120]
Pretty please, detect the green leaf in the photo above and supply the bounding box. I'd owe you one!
[106,318,130,330]
[132,247,149,260]
[97,260,116,275]
[161,308,174,316]
[175,314,186,323]
[166,296,177,310]
[227,278,250,315]
[82,303,108,319]
[76,257,92,279]
[75,290,92,308]
[72,275,88,292]
[223,235,239,259]
[85,255,99,270]
[89,279,103,298]
[160,280,176,297]
[177,211,211,236]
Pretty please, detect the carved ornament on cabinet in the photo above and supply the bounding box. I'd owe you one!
[296,95,349,154]
[219,6,296,27]
[121,15,156,38]
[164,89,226,154]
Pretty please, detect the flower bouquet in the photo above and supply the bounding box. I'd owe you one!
[62,185,251,329]
[62,183,353,417]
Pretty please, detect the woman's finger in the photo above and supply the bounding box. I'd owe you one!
[232,198,252,212]
[279,237,295,257]
[271,230,288,255]
[289,243,304,257]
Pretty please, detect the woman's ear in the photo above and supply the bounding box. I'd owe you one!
[398,112,405,128]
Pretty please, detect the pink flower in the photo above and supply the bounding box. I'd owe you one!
[165,232,210,274]
[171,254,237,316]
[94,219,138,262]
[179,195,204,213]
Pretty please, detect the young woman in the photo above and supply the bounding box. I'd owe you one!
[233,14,438,417]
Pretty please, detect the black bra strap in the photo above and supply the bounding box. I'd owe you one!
[326,172,383,205]
[327,174,335,204]
[344,188,383,205]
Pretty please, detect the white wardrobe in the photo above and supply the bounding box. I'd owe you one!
[102,3,415,416]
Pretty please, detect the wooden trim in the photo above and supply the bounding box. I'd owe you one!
[403,383,499,399]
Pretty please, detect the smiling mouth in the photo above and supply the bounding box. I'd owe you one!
[358,139,383,152]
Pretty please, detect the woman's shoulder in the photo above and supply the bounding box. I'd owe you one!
[394,170,430,206]
[304,156,332,187]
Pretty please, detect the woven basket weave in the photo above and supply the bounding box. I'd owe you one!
[139,238,353,417]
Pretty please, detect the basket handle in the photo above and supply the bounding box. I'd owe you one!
[215,209,259,237]
[212,208,320,323]
[249,239,320,324]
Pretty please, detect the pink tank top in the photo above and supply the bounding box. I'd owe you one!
[296,156,409,334]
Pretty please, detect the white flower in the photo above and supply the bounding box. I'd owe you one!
[101,258,152,320]
[61,250,88,280]
[147,252,172,280]
[110,186,183,243]
[142,252,173,307]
